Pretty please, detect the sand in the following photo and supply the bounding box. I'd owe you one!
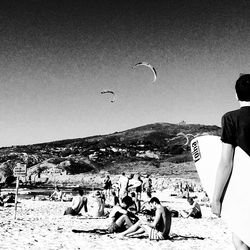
[0,189,234,250]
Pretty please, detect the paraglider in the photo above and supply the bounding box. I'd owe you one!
[133,62,157,83]
[100,90,116,103]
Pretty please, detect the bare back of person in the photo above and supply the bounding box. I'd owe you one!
[156,206,171,238]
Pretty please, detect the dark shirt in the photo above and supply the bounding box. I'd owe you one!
[221,107,250,156]
[104,179,112,189]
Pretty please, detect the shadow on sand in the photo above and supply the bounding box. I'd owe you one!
[169,233,205,241]
[72,229,205,241]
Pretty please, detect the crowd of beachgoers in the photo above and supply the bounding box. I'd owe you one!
[0,173,233,250]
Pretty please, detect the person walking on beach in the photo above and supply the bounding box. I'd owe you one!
[103,175,112,197]
[211,74,250,250]
[118,173,133,202]
[134,174,143,200]
[142,174,152,198]
[118,173,129,199]
[117,197,172,240]
[64,188,88,216]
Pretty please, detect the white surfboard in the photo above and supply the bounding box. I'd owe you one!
[190,135,250,247]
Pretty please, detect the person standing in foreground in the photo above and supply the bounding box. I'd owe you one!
[211,74,250,250]
[118,197,171,240]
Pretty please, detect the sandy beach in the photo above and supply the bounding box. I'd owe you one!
[0,188,234,250]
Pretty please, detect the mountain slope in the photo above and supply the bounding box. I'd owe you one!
[0,122,221,182]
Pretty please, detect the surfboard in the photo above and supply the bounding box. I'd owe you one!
[190,135,250,247]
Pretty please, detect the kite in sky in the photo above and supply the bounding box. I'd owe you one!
[133,62,157,83]
[100,90,116,103]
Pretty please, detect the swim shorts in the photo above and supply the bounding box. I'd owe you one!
[143,225,166,240]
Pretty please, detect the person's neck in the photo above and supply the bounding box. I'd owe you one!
[239,101,250,107]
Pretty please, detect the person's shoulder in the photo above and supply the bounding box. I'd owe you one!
[223,108,241,118]
[158,205,165,212]
[162,206,171,214]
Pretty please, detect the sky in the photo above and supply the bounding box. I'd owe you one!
[1,0,250,147]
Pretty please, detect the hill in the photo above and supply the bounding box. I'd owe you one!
[0,122,221,185]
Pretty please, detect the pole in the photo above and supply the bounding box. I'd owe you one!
[14,176,19,220]
[54,165,56,187]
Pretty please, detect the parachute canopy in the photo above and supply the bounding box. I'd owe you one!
[133,62,157,83]
[100,90,116,103]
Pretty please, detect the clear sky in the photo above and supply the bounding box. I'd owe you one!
[1,0,250,147]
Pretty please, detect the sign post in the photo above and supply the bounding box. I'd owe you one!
[13,163,27,219]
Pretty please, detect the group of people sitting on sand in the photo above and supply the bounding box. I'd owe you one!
[58,172,202,240]
[107,195,172,240]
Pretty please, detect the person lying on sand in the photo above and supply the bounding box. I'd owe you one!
[117,197,171,240]
[64,188,88,216]
[107,195,139,233]
[180,197,202,219]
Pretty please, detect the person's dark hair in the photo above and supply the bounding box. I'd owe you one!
[122,196,133,207]
[78,189,84,196]
[235,74,250,101]
[146,191,152,198]
[187,197,194,204]
[149,197,160,204]
[130,192,136,198]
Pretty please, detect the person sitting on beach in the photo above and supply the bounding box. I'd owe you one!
[88,190,105,218]
[117,197,172,240]
[180,197,202,219]
[107,195,139,234]
[62,192,73,202]
[64,188,88,216]
[49,186,63,201]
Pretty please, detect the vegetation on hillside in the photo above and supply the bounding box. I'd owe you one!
[0,122,221,184]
